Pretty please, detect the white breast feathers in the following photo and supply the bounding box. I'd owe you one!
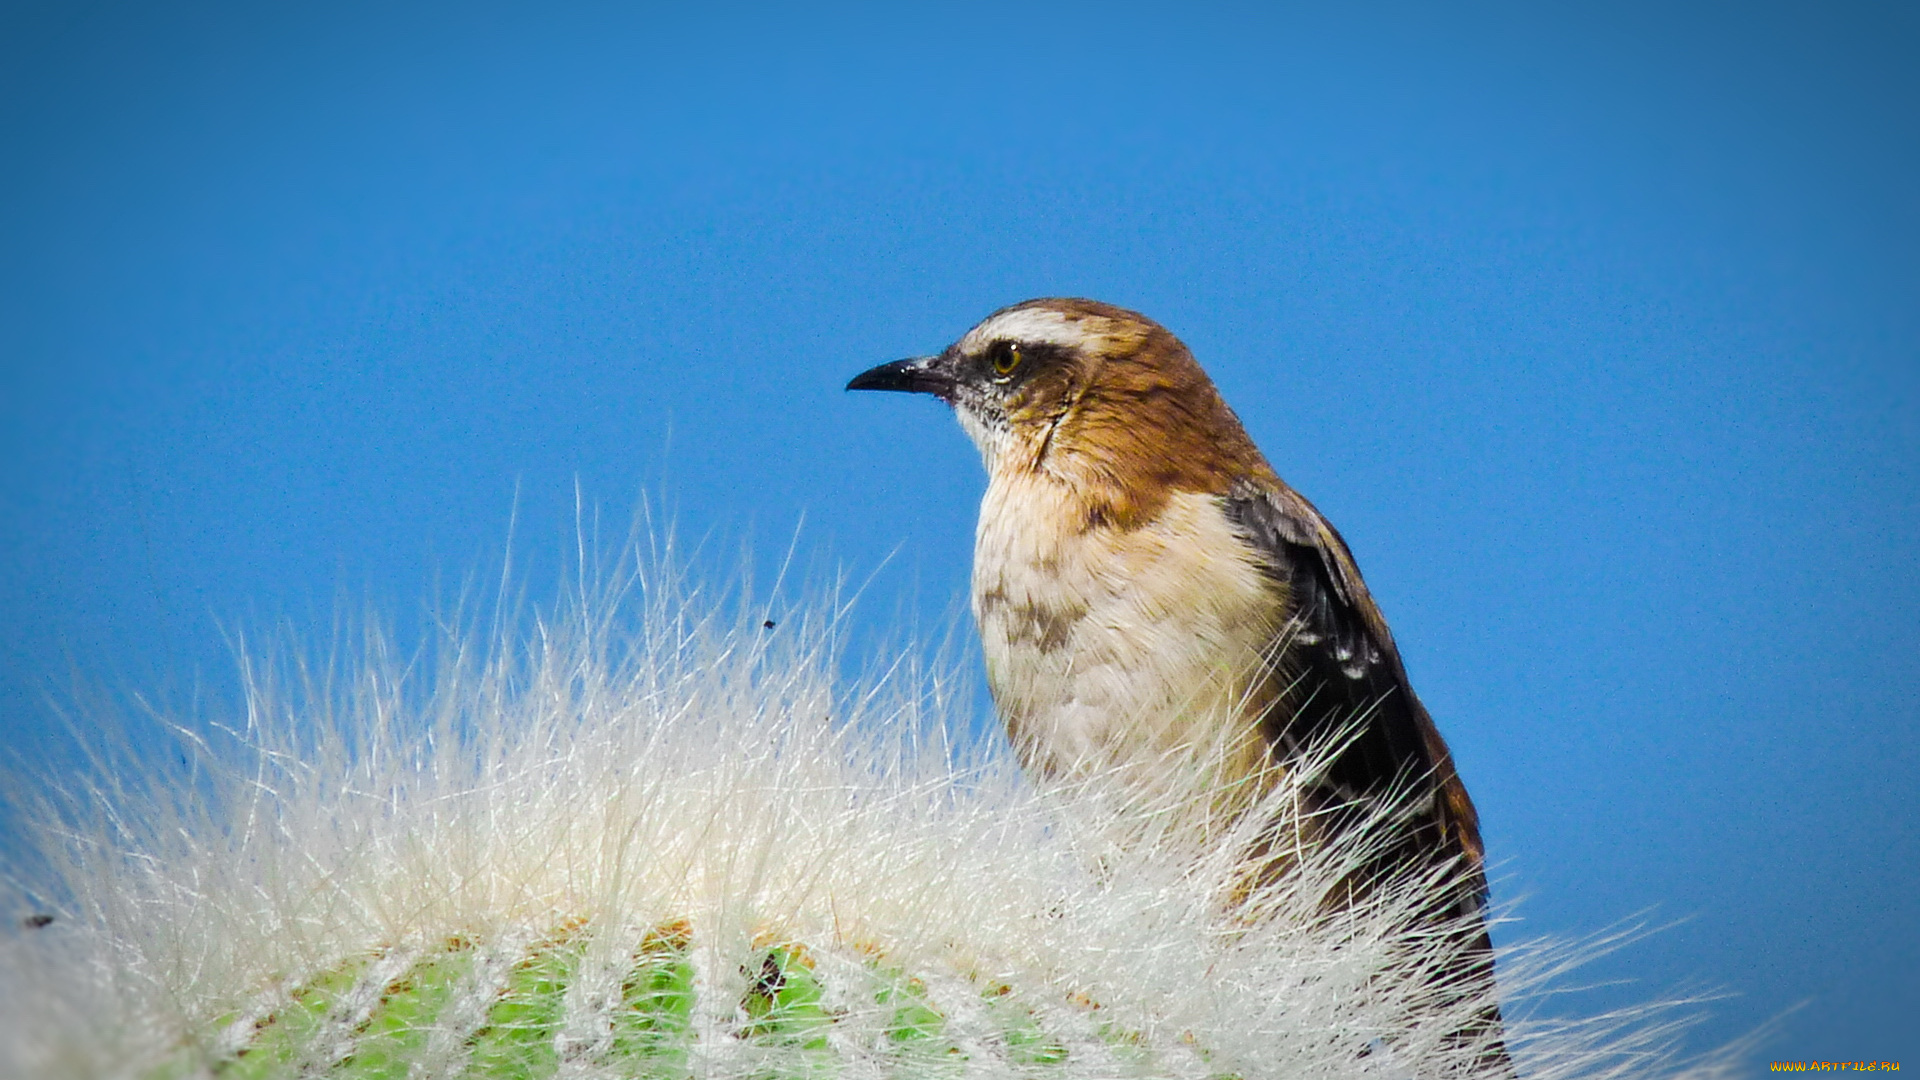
[973,478,1285,822]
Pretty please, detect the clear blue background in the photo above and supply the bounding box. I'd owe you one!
[2,1,1914,1065]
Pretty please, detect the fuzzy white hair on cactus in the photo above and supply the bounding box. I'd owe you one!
[0,533,1740,1080]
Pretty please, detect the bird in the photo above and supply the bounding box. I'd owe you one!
[848,297,1509,1069]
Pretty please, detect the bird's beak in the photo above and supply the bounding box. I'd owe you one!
[845,355,956,401]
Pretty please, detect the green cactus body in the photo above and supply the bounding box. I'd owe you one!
[153,921,1144,1079]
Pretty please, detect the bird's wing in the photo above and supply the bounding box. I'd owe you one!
[1226,478,1508,1072]
[1222,479,1485,874]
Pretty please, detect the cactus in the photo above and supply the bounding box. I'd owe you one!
[1,550,1737,1079]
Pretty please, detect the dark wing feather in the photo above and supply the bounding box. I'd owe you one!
[1222,479,1485,897]
[1225,479,1511,1073]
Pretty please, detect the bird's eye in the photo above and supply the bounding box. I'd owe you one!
[991,343,1024,379]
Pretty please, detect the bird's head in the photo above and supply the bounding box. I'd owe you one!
[849,299,1267,510]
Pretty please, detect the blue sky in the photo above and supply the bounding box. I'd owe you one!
[2,1,1915,1064]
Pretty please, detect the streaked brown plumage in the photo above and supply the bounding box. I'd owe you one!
[849,297,1507,1069]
